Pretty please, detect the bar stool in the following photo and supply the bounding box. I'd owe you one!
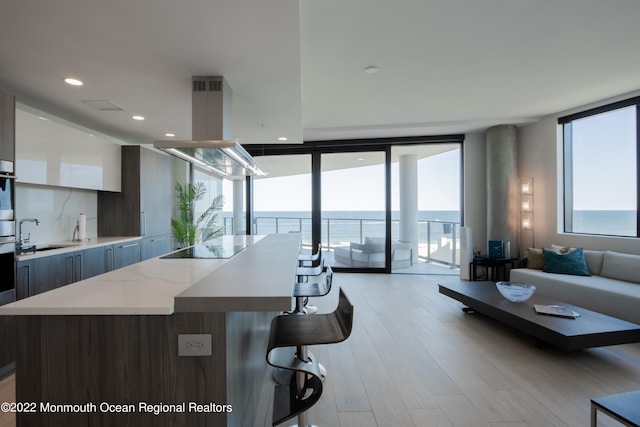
[293,264,331,314]
[294,255,326,315]
[298,243,322,267]
[266,288,354,427]
[274,265,333,384]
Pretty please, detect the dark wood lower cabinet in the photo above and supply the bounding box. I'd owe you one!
[0,290,15,378]
[114,240,141,269]
[15,259,32,300]
[17,254,76,297]
[141,234,171,260]
[80,245,114,278]
[31,252,75,295]
[15,241,138,299]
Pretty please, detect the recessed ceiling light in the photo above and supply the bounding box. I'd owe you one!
[278,137,288,141]
[132,115,145,121]
[165,133,175,137]
[64,78,83,86]
[363,65,380,74]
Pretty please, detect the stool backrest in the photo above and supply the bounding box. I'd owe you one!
[324,264,333,290]
[335,288,354,342]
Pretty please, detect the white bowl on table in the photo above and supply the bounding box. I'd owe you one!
[496,281,536,302]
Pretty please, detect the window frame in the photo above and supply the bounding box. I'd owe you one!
[558,96,640,237]
[243,135,465,273]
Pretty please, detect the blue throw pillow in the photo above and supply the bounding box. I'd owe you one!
[543,247,591,276]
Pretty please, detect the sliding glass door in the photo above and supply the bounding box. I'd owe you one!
[242,135,464,274]
[391,144,461,274]
[321,151,387,270]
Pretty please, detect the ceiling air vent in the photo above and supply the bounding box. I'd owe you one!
[192,78,223,92]
[80,100,125,111]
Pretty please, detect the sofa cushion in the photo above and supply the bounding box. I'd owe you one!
[551,244,572,254]
[583,249,605,276]
[527,248,544,269]
[600,251,640,284]
[510,268,640,324]
[543,247,591,276]
[363,237,385,253]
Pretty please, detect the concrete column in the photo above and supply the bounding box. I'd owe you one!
[233,179,245,235]
[399,154,419,263]
[486,125,518,256]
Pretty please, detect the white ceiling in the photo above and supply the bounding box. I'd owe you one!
[1,0,640,146]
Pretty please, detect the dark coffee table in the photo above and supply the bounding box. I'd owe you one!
[438,281,640,351]
[591,390,640,427]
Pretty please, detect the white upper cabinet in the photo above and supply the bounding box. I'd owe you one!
[15,106,121,191]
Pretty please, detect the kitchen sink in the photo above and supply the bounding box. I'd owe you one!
[35,245,74,252]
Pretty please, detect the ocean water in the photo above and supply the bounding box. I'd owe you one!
[224,210,461,246]
[572,210,637,236]
[224,210,638,240]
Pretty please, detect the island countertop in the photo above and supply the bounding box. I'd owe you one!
[0,233,301,316]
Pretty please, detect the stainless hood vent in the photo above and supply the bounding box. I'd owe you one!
[154,76,266,178]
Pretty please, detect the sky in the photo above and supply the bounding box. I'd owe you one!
[224,149,461,212]
[571,105,636,210]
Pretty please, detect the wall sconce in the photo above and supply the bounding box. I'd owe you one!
[520,177,533,196]
[521,194,533,213]
[519,177,534,247]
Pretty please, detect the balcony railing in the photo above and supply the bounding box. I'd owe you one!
[223,215,460,268]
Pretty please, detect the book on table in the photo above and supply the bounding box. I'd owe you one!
[533,304,580,319]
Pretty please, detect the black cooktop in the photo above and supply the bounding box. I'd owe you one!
[160,243,247,259]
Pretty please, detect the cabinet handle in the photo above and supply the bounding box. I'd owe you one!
[120,243,139,249]
[152,237,166,243]
[141,211,146,236]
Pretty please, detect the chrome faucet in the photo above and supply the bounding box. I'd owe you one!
[17,218,40,254]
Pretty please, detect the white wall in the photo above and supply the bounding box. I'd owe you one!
[15,183,97,245]
[518,89,640,255]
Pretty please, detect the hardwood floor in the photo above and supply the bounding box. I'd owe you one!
[2,273,638,426]
[256,274,640,427]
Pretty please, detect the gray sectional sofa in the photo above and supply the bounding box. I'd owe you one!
[509,248,640,324]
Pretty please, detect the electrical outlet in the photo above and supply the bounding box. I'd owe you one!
[178,334,212,356]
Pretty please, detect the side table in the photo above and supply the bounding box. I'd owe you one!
[471,256,518,282]
[591,390,640,427]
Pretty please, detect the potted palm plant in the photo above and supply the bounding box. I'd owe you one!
[171,181,224,248]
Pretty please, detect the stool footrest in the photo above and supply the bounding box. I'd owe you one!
[293,281,329,298]
[272,374,323,425]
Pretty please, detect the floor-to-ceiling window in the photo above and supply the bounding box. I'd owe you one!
[322,151,387,270]
[560,98,639,237]
[391,144,461,274]
[249,154,312,247]
[243,135,464,273]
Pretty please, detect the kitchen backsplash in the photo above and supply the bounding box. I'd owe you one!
[15,182,97,245]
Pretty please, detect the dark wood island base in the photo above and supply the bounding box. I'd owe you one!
[16,310,275,427]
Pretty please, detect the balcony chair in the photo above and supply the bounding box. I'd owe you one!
[266,287,354,427]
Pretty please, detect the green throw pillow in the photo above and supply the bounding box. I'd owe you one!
[542,247,591,276]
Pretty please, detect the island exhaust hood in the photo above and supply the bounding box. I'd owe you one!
[154,76,266,178]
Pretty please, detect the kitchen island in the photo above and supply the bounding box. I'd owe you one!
[0,233,301,427]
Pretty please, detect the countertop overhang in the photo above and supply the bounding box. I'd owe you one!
[0,234,301,316]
